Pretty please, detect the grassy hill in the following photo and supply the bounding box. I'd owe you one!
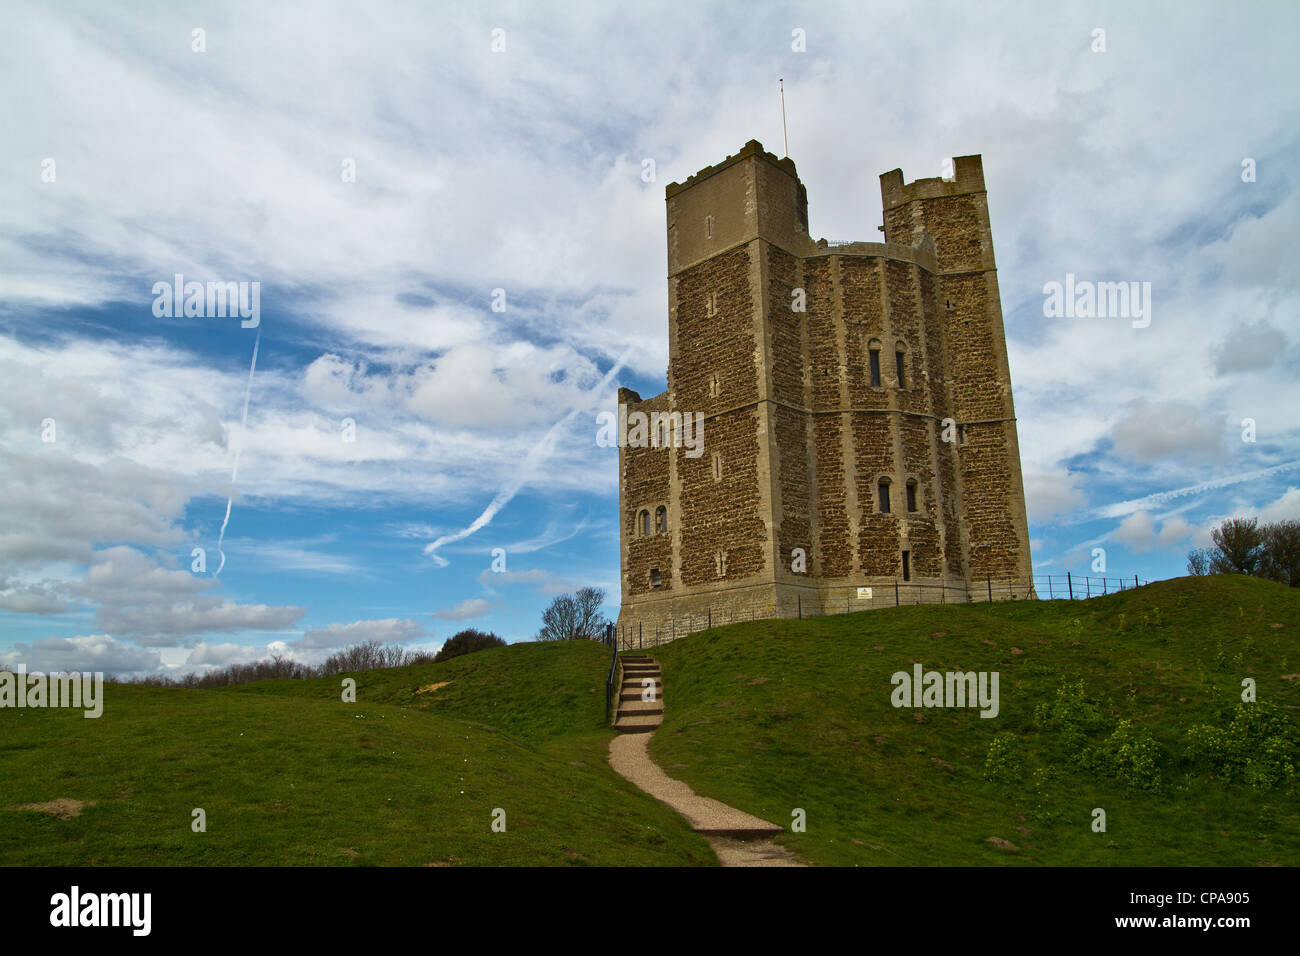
[647,575,1300,866]
[4,575,1295,867]
[0,641,715,866]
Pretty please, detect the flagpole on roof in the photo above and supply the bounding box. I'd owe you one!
[779,78,789,157]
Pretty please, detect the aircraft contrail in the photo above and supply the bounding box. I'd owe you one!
[215,327,262,577]
[423,347,635,567]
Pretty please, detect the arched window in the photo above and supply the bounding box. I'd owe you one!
[638,510,650,536]
[655,506,667,534]
[895,348,907,388]
[867,337,883,387]
[711,452,723,482]
[650,568,663,589]
[906,479,918,513]
[877,478,892,514]
[657,419,668,448]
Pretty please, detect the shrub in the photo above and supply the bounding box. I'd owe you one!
[1186,701,1298,791]
[984,732,1023,784]
[1083,719,1164,792]
[434,629,506,663]
[1033,679,1107,756]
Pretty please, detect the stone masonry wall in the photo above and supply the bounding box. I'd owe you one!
[618,146,1033,639]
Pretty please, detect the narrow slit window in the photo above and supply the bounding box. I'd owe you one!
[869,349,881,387]
[878,479,891,514]
[650,568,662,589]
[638,510,650,536]
[705,215,713,239]
[712,452,722,482]
[906,480,918,513]
[902,550,911,582]
[655,506,667,534]
[896,351,906,388]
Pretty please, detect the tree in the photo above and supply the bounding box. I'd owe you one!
[538,587,608,641]
[434,628,506,663]
[1208,517,1263,575]
[1186,548,1211,576]
[1186,516,1300,588]
[1260,519,1300,588]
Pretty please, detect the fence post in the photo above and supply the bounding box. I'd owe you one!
[894,579,899,606]
[797,596,802,620]
[1067,572,1073,600]
[1135,574,1139,589]
[986,575,992,603]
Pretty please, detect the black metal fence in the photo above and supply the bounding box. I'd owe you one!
[613,573,1151,651]
[1036,573,1149,600]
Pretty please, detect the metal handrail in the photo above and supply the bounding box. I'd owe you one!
[603,623,618,725]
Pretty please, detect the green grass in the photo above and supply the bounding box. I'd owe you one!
[0,641,715,866]
[6,576,1296,866]
[647,575,1300,866]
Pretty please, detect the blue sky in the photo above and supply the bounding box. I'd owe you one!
[1,0,1297,675]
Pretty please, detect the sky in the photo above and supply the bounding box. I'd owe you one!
[1,0,1297,676]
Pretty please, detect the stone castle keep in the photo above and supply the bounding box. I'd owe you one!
[616,140,1033,644]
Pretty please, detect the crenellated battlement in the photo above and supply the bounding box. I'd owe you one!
[665,139,799,199]
[880,155,986,209]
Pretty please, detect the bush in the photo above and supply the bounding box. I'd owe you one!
[983,733,1023,784]
[434,629,506,663]
[1033,679,1107,756]
[1186,701,1298,791]
[1083,718,1164,792]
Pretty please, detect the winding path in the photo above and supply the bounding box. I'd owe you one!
[606,655,805,867]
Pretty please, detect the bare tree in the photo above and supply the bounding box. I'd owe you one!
[538,587,608,640]
[1186,548,1211,576]
[538,594,579,641]
[574,587,608,640]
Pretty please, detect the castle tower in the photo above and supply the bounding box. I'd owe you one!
[616,141,1032,644]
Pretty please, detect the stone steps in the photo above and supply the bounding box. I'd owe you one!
[614,654,664,734]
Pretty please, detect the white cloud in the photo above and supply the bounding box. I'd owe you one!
[295,617,425,650]
[1023,465,1087,523]
[2,634,162,675]
[1111,402,1227,465]
[1112,511,1197,553]
[433,598,492,621]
